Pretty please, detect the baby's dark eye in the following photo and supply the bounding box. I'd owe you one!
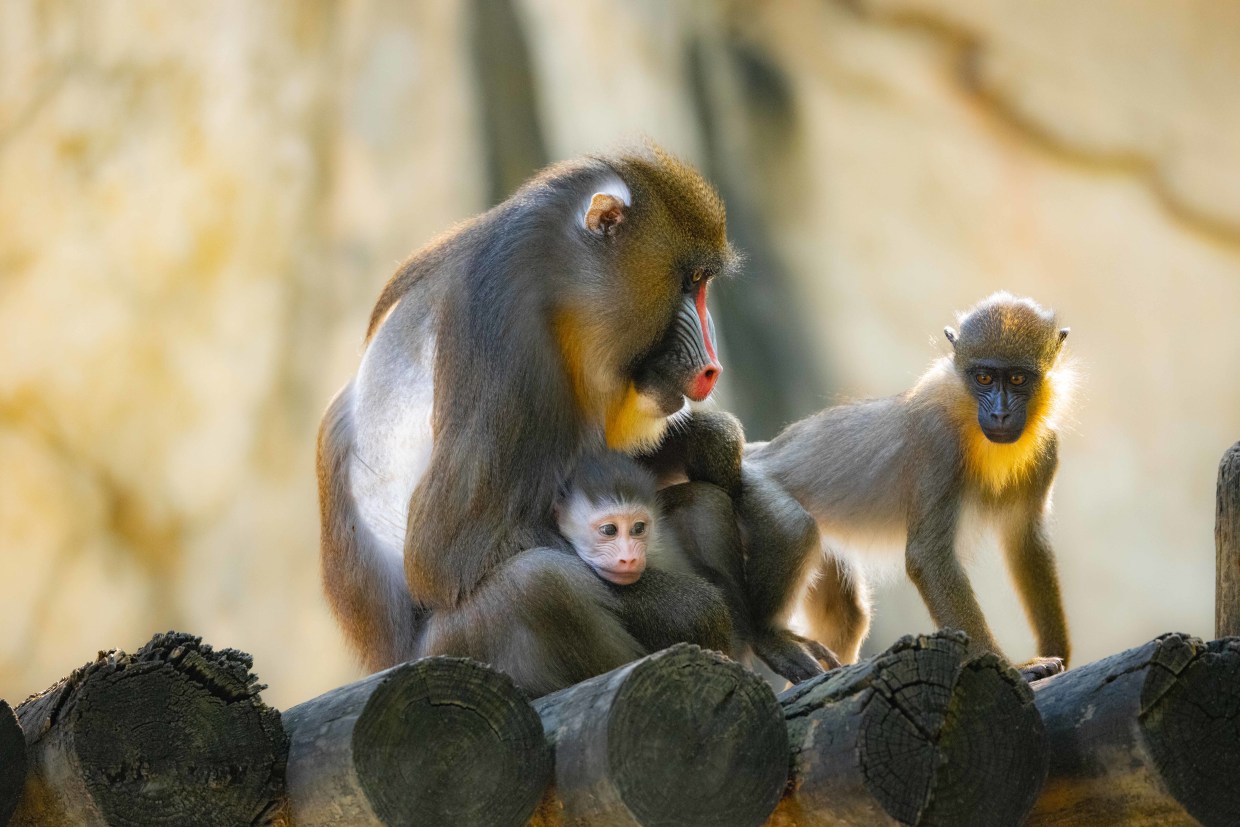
[632,522,646,536]
[599,524,618,537]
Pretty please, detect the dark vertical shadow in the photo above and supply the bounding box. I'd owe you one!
[687,38,833,440]
[468,0,549,205]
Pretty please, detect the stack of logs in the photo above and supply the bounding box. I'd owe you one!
[2,630,1238,826]
[2,441,1238,826]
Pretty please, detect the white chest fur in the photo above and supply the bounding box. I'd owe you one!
[348,324,437,561]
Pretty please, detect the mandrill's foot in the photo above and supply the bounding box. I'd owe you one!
[1018,656,1065,682]
[753,628,843,685]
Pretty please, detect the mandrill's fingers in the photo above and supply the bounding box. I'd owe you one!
[753,629,832,684]
[798,636,843,671]
[1017,655,1065,682]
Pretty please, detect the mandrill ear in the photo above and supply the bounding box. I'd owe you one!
[944,327,959,348]
[1057,327,1070,349]
[584,192,627,237]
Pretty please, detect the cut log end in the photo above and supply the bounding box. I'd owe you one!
[14,632,286,827]
[1139,635,1240,827]
[0,700,26,827]
[352,658,550,827]
[534,643,788,827]
[1031,632,1240,826]
[605,646,787,826]
[779,631,1047,827]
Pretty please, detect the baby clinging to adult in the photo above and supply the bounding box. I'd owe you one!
[554,452,662,586]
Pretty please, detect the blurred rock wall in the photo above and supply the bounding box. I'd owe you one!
[2,0,1237,707]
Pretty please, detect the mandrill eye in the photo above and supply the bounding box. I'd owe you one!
[632,521,646,536]
[1010,373,1026,386]
[976,373,993,386]
[691,270,703,284]
[599,523,618,537]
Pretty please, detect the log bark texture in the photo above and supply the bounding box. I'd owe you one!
[11,632,286,827]
[1217,441,1240,638]
[0,700,26,827]
[282,656,550,827]
[1029,632,1240,826]
[770,631,1048,827]
[530,643,788,827]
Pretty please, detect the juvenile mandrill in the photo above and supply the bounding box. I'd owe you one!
[749,292,1073,678]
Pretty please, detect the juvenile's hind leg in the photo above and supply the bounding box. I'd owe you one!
[802,554,871,665]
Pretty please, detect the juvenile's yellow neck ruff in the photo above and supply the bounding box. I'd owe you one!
[959,414,1050,496]
[925,357,1073,496]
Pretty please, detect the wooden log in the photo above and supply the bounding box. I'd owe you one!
[283,656,549,827]
[771,631,1048,827]
[11,632,286,826]
[1217,440,1240,638]
[530,643,788,827]
[1028,633,1240,826]
[0,700,26,827]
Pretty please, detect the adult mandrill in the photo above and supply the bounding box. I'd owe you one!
[318,147,738,695]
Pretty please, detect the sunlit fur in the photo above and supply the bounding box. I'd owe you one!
[915,355,1074,496]
[753,293,1074,673]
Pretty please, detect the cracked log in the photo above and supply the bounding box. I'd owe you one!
[530,643,787,827]
[770,631,1048,827]
[1217,441,1240,638]
[0,700,26,826]
[10,632,286,827]
[282,656,549,827]
[1028,633,1240,827]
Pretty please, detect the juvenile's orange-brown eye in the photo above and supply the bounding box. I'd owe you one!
[599,523,618,537]
[976,373,993,386]
[1010,373,1026,386]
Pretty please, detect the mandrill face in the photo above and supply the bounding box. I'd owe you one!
[964,362,1042,444]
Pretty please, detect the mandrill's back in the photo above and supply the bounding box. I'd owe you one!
[749,390,956,540]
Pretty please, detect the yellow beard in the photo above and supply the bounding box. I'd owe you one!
[934,359,1073,496]
[605,384,670,453]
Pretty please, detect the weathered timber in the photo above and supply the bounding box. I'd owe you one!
[11,632,286,827]
[0,700,26,827]
[1217,441,1240,638]
[283,656,549,827]
[1028,633,1240,827]
[530,643,788,827]
[770,631,1048,827]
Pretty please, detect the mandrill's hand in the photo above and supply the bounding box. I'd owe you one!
[752,627,843,685]
[1017,656,1065,682]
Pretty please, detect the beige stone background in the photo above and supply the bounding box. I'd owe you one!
[2,0,1238,710]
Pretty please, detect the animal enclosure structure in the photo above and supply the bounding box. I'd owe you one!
[4,441,1240,826]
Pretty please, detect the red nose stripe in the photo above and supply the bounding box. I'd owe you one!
[696,282,718,363]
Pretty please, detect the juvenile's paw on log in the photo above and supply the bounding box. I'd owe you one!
[11,632,285,827]
[772,631,1048,827]
[531,643,787,827]
[283,657,549,827]
[0,700,25,826]
[1019,656,1066,682]
[1029,633,1240,827]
